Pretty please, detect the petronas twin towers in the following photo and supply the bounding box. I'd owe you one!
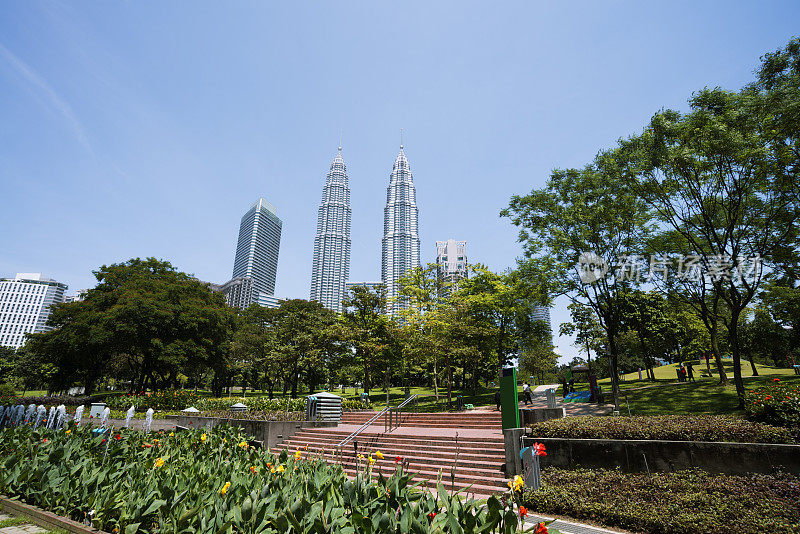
[310,144,420,313]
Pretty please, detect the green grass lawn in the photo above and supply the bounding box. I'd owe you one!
[583,360,800,415]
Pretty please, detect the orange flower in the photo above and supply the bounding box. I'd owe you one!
[534,522,548,534]
[519,506,528,518]
[250,466,257,474]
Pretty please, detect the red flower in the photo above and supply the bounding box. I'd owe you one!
[101,439,106,443]
[115,435,121,440]
[428,512,436,521]
[519,506,528,518]
[773,378,781,382]
[395,456,401,464]
[533,442,547,457]
[535,522,548,534]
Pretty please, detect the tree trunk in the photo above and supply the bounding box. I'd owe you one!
[727,311,747,409]
[748,355,759,377]
[607,328,621,412]
[710,324,728,385]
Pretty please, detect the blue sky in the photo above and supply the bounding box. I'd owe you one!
[1,1,797,363]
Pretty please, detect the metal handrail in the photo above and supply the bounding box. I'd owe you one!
[336,406,391,462]
[387,394,418,432]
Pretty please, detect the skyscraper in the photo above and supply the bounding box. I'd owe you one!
[310,147,352,312]
[232,198,282,303]
[382,144,420,314]
[436,239,468,298]
[0,273,67,349]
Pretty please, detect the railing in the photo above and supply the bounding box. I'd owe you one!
[386,394,418,432]
[336,406,391,463]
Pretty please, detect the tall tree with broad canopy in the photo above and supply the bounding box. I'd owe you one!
[26,258,236,395]
[338,284,390,395]
[627,83,799,406]
[502,150,653,410]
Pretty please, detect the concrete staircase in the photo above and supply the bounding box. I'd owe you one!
[272,410,508,496]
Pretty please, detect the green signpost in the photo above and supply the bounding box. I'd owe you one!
[500,367,520,429]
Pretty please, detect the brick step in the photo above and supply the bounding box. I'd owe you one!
[341,467,507,498]
[342,413,500,424]
[340,465,509,494]
[289,429,505,446]
[276,444,505,476]
[282,436,505,458]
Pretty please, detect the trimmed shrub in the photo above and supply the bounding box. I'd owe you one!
[745,379,800,431]
[528,414,795,443]
[523,467,800,534]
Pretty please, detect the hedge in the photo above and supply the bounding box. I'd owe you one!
[528,414,796,443]
[523,467,800,534]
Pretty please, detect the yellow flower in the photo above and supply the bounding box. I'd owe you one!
[220,481,231,495]
[154,457,165,469]
[201,433,207,442]
[509,475,524,492]
[223,438,226,443]
[357,453,364,460]
[369,456,376,466]
[238,441,249,449]
[277,465,285,473]
[169,432,174,437]
[270,466,276,474]
[65,430,72,435]
[294,450,302,461]
[375,450,384,460]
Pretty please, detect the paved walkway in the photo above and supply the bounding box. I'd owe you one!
[524,514,628,534]
[522,397,614,417]
[0,513,47,534]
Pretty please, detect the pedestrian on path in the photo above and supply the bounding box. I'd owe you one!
[686,363,695,382]
[522,382,533,405]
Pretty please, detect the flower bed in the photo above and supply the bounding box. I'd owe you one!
[523,467,800,534]
[0,424,536,534]
[528,414,796,443]
[745,379,800,431]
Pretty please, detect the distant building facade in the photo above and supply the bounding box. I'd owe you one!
[532,305,552,336]
[435,239,467,298]
[0,273,67,349]
[231,198,282,303]
[381,146,420,314]
[309,148,351,313]
[64,289,88,303]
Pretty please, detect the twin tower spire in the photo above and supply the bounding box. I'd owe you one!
[309,144,421,313]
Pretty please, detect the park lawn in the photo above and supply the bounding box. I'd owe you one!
[585,361,800,415]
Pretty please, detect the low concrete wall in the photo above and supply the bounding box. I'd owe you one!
[165,415,337,449]
[519,408,566,425]
[522,436,800,476]
[1,495,108,534]
[84,418,174,432]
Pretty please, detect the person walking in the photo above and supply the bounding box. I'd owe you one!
[679,363,687,382]
[522,382,533,405]
[686,363,695,382]
[495,389,501,411]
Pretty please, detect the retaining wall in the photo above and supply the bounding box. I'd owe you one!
[521,436,800,475]
[165,415,337,449]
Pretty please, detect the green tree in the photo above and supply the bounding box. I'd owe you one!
[502,149,653,410]
[27,258,236,395]
[339,285,389,395]
[559,301,603,374]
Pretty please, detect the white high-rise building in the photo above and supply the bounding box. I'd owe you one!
[0,273,67,349]
[435,239,467,298]
[231,198,282,303]
[382,145,421,315]
[310,148,351,312]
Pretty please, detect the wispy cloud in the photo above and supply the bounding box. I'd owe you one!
[0,40,94,156]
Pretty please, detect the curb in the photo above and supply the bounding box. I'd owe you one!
[0,495,109,534]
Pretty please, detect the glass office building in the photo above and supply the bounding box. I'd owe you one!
[310,148,352,312]
[382,145,421,314]
[232,198,282,302]
[435,239,468,298]
[0,273,67,349]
